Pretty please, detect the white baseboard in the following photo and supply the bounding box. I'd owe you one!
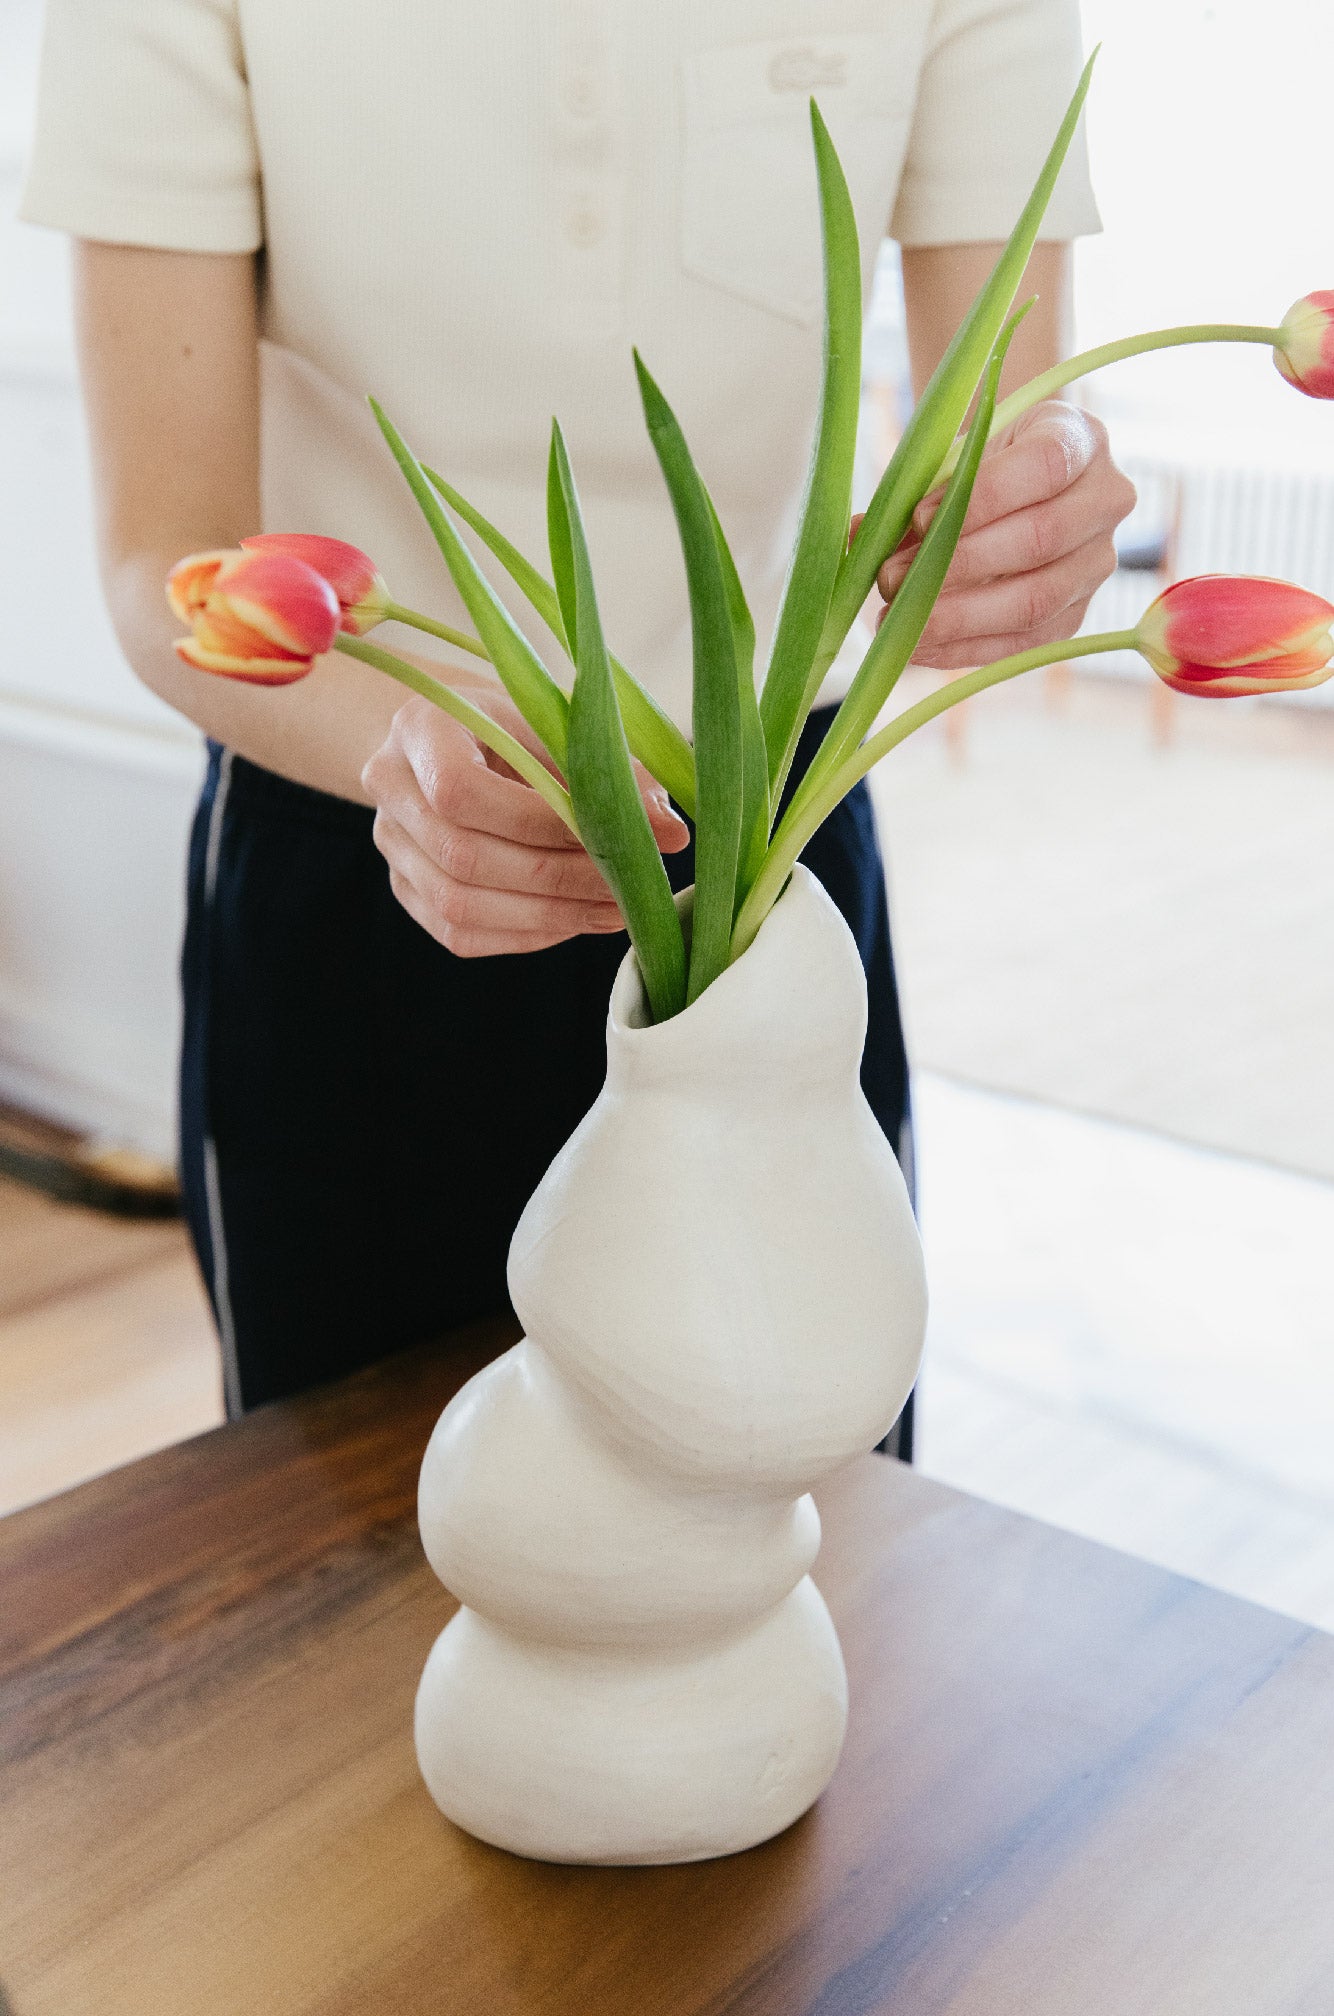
[0,981,177,1160]
[0,688,203,779]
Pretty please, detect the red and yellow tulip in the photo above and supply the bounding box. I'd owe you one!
[1274,293,1334,402]
[166,548,340,684]
[1135,575,1334,697]
[239,533,390,635]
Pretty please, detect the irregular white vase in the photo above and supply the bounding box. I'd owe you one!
[415,864,928,1864]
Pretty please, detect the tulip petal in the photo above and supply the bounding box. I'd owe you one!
[210,551,341,656]
[239,533,389,633]
[1140,575,1334,669]
[165,550,234,624]
[190,606,281,660]
[1158,658,1334,697]
[1175,579,1334,666]
[1136,574,1334,698]
[1275,292,1334,401]
[175,636,314,684]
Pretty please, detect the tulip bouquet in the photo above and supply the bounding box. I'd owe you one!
[169,53,1334,1025]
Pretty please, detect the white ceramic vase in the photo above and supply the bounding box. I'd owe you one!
[414,864,927,1864]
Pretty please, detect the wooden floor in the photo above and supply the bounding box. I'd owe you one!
[0,1174,222,1518]
[911,1073,1334,1634]
[870,668,1334,1179]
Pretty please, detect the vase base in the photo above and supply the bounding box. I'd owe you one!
[414,1578,848,1866]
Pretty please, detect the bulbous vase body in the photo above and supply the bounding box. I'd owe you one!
[415,866,927,1864]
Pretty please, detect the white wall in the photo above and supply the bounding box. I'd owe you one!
[1076,0,1334,470]
[0,709,201,1155]
[0,2,202,1157]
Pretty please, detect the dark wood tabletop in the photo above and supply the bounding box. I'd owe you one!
[2,1316,1332,2016]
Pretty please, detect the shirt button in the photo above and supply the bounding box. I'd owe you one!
[564,73,600,118]
[566,205,605,249]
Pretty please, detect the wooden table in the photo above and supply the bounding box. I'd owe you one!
[3,1320,1333,2016]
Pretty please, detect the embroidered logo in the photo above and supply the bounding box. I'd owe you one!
[767,46,849,93]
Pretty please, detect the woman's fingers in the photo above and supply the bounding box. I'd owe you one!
[362,690,689,958]
[872,401,1136,665]
[447,684,689,855]
[937,402,1104,534]
[875,404,1130,579]
[905,531,1118,659]
[386,693,585,852]
[379,811,625,956]
[386,862,608,959]
[881,459,1134,599]
[897,604,1098,674]
[631,758,692,854]
[393,786,616,903]
[379,731,614,902]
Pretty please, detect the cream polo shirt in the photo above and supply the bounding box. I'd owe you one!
[20,0,1099,732]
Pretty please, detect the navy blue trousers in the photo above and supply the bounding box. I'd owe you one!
[179,706,915,1442]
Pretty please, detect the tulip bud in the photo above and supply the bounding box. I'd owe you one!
[1274,293,1334,401]
[166,548,341,684]
[1135,575,1334,697]
[239,533,390,635]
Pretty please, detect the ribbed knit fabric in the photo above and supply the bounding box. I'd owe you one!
[21,0,1098,731]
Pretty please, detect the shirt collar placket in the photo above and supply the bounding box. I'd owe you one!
[551,0,625,339]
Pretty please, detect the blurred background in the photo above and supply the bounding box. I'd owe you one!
[2,0,1332,1624]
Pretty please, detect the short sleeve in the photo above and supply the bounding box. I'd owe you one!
[890,0,1100,247]
[18,0,262,252]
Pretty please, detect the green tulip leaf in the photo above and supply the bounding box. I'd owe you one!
[424,463,564,644]
[421,461,697,817]
[758,98,864,801]
[706,493,769,904]
[810,49,1099,701]
[551,420,687,1023]
[336,632,577,832]
[546,434,579,656]
[634,354,743,1004]
[766,306,1030,907]
[369,399,569,768]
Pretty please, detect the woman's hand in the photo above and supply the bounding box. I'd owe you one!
[874,400,1137,670]
[363,687,689,958]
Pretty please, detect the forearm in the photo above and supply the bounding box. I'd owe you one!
[74,239,496,801]
[108,547,496,802]
[901,241,1073,396]
[882,241,1132,672]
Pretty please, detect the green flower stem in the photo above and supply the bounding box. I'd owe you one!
[731,627,1137,959]
[932,324,1283,485]
[381,600,489,661]
[334,632,579,835]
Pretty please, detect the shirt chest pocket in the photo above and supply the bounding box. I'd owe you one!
[680,33,917,327]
